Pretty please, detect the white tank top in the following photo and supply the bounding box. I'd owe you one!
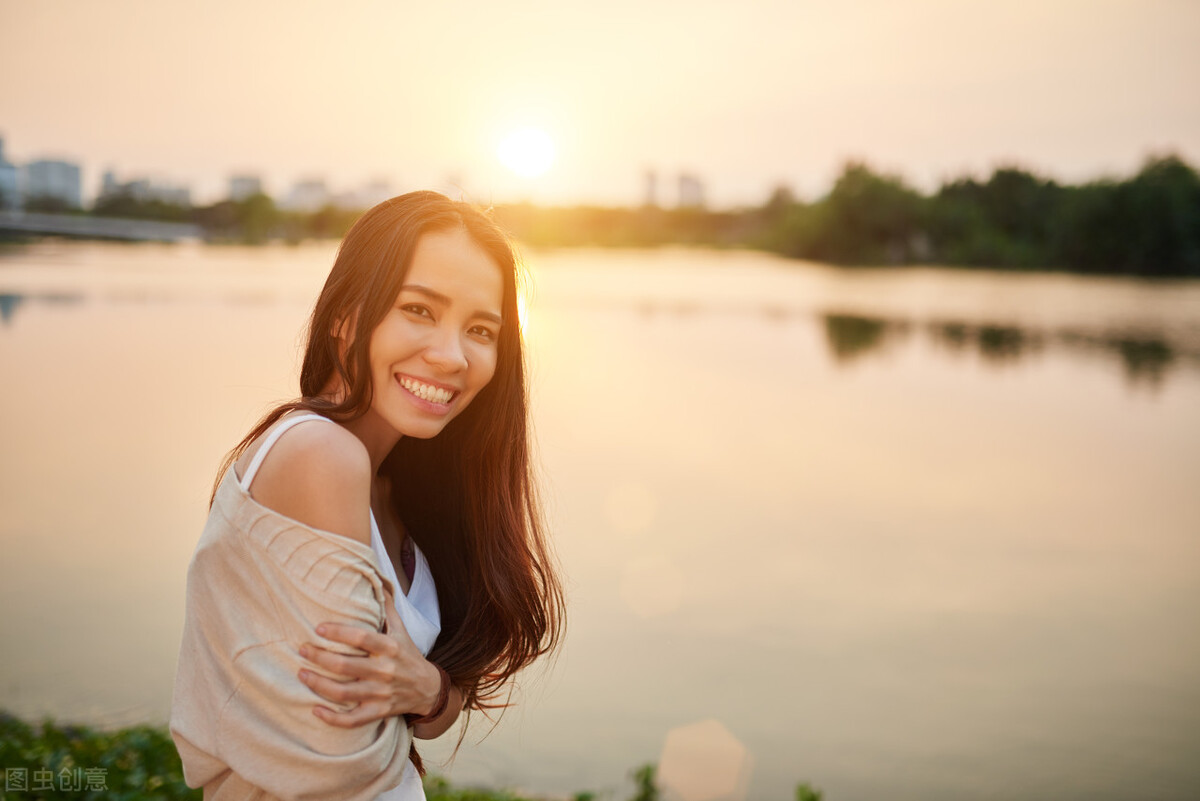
[242,413,441,800]
[370,502,441,801]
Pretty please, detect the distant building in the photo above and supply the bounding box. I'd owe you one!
[97,169,191,207]
[356,179,394,208]
[0,137,18,210]
[229,174,263,202]
[643,169,658,207]
[283,178,330,212]
[101,170,120,199]
[22,159,82,208]
[332,179,394,210]
[678,172,705,208]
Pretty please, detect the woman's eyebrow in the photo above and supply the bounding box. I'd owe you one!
[400,284,503,325]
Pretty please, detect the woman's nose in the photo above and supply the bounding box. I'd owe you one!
[423,326,468,372]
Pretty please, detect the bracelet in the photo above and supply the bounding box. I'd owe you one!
[404,662,451,727]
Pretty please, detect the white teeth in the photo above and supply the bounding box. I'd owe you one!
[400,377,453,404]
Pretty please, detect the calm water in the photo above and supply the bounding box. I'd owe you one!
[1,241,1198,801]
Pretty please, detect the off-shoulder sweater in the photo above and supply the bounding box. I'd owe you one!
[170,425,412,801]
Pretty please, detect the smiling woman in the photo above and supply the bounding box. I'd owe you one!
[169,192,565,801]
[361,228,504,441]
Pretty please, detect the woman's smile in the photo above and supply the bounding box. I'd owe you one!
[397,373,459,410]
[363,226,503,442]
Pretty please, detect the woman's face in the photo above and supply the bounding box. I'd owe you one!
[365,226,505,440]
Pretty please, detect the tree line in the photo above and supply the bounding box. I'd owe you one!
[494,154,1200,277]
[37,154,1200,277]
[80,191,362,245]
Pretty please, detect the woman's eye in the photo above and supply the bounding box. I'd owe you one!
[469,325,497,341]
[401,304,432,319]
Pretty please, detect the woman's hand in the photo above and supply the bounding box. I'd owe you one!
[297,593,441,728]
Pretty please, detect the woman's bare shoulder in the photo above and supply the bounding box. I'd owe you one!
[241,417,373,547]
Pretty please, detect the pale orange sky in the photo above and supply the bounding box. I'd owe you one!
[2,0,1198,207]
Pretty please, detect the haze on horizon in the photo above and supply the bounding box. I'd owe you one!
[2,0,1198,208]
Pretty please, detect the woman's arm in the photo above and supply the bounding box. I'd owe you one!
[173,426,413,800]
[296,600,468,739]
[412,684,465,740]
[204,421,410,797]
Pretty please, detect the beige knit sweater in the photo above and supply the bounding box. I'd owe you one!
[170,464,412,801]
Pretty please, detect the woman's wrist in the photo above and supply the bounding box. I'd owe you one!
[405,661,450,726]
[412,683,464,740]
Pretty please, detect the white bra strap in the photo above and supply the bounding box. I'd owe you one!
[240,413,333,491]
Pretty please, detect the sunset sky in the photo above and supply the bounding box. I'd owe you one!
[2,0,1198,207]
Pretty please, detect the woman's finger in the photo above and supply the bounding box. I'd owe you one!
[313,698,393,729]
[301,670,388,705]
[299,644,374,680]
[313,622,370,650]
[300,669,360,704]
[315,621,403,659]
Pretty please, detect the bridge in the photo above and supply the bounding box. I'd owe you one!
[0,210,202,242]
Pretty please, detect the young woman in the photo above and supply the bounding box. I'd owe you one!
[170,191,565,800]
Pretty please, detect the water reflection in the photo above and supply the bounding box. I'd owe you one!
[516,287,1199,393]
[1058,330,1178,388]
[823,315,912,363]
[926,320,1044,364]
[3,245,1199,800]
[821,312,1196,391]
[0,293,21,324]
[4,284,1192,393]
[0,292,84,325]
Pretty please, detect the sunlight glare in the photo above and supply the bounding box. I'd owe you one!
[497,127,556,178]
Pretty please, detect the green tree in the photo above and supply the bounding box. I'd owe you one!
[929,167,1060,267]
[237,192,278,244]
[93,190,191,223]
[22,195,78,214]
[796,162,926,264]
[1053,154,1200,276]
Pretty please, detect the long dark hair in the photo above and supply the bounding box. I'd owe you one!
[215,191,564,770]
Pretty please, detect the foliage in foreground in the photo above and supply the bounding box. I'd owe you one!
[0,710,194,800]
[0,712,823,800]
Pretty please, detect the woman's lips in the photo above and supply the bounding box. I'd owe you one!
[397,374,458,406]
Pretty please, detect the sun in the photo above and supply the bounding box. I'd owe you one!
[497,127,556,178]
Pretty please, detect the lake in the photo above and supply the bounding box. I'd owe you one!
[1,240,1198,800]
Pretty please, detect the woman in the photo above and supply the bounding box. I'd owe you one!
[170,191,565,800]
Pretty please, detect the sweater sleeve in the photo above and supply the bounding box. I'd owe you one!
[215,527,412,801]
[214,640,412,801]
[172,498,413,801]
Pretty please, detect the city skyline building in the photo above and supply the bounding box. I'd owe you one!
[22,159,83,209]
[0,137,18,210]
[643,169,658,208]
[678,172,705,208]
[100,169,191,206]
[281,178,330,212]
[228,174,263,202]
[331,178,394,210]
[4,130,723,213]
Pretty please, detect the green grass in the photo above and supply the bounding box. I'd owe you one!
[1,711,823,800]
[0,711,559,800]
[0,710,194,800]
